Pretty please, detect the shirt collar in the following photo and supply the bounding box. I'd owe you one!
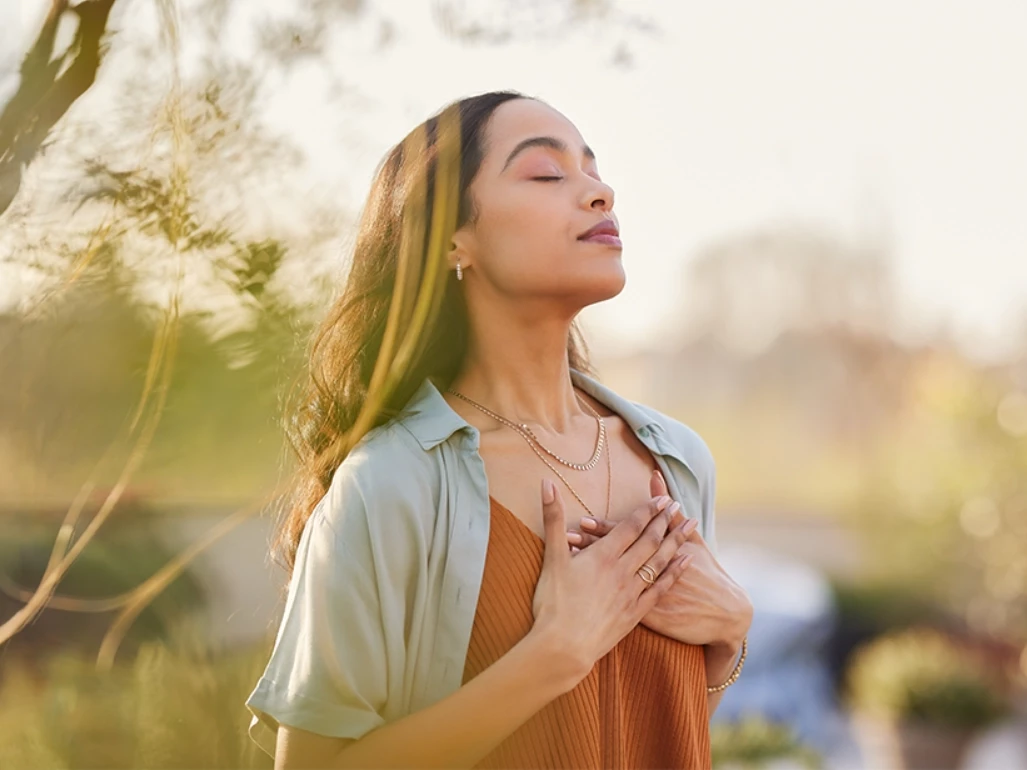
[399,367,666,455]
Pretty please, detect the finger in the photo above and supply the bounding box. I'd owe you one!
[579,497,673,538]
[649,468,669,500]
[635,510,692,582]
[663,501,682,531]
[601,495,673,556]
[579,515,613,536]
[540,479,569,567]
[621,498,678,568]
[681,516,702,542]
[634,552,694,617]
[567,529,603,548]
[656,553,695,593]
[680,516,700,540]
[669,514,702,545]
[667,506,686,531]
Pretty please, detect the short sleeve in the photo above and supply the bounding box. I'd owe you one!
[245,468,388,758]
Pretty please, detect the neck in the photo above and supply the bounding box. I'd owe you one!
[447,317,585,435]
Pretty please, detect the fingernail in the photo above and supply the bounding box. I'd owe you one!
[542,479,554,504]
[668,501,681,516]
[567,531,582,544]
[683,516,698,531]
[580,516,597,530]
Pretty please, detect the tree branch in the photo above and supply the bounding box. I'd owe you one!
[0,0,118,217]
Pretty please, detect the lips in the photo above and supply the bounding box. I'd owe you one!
[578,219,620,240]
[578,219,622,248]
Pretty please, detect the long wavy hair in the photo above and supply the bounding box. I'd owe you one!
[271,90,597,575]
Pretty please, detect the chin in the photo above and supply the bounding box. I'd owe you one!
[579,262,626,304]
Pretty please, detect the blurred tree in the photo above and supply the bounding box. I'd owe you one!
[853,352,1027,642]
[0,499,207,673]
[605,220,1027,528]
[1,0,645,222]
[0,0,119,217]
[681,221,898,355]
[0,0,321,649]
[0,0,655,652]
[432,0,657,66]
[622,223,916,511]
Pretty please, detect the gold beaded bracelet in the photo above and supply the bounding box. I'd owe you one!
[706,637,747,694]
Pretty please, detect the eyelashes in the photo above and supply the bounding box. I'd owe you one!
[530,174,604,183]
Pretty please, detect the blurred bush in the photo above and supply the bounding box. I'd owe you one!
[711,714,822,769]
[849,352,1027,643]
[0,623,273,769]
[0,272,307,505]
[844,627,1011,729]
[0,497,206,667]
[845,626,1017,769]
[824,577,956,691]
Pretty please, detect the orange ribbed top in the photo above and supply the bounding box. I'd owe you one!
[462,496,712,769]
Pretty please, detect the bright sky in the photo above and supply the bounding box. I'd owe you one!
[270,1,1027,361]
[4,1,1027,361]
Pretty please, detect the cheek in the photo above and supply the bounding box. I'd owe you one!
[485,196,568,257]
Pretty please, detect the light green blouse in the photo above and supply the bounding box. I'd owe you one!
[244,367,717,758]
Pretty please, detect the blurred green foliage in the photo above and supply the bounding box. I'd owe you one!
[824,577,956,689]
[0,502,206,661]
[0,270,308,504]
[844,627,1011,730]
[0,624,273,769]
[711,715,822,769]
[850,354,1027,641]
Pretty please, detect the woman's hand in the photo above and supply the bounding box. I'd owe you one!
[528,478,696,689]
[566,470,753,651]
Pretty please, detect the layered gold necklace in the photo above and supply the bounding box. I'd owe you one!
[446,387,612,520]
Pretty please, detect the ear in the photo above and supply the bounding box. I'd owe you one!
[448,227,475,272]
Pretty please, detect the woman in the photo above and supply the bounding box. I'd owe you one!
[245,90,753,769]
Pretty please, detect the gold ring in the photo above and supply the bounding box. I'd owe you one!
[637,564,658,585]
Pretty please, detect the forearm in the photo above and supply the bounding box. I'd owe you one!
[332,631,583,769]
[704,640,743,718]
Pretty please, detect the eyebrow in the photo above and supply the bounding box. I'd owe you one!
[501,136,596,172]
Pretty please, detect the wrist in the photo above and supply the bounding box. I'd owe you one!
[707,633,744,659]
[711,603,753,655]
[521,628,591,696]
[704,637,742,673]
[705,635,748,694]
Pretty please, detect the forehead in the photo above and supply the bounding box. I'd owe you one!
[480,99,586,168]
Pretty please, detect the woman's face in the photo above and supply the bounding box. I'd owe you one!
[453,98,625,309]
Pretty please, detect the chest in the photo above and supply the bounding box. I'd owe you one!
[478,416,666,540]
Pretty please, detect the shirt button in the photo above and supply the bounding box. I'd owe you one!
[638,427,650,437]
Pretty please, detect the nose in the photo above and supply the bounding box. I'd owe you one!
[584,178,615,212]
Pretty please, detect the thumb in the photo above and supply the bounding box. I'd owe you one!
[540,478,569,566]
[649,468,668,499]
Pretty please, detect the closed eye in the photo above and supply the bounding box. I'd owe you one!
[532,176,564,182]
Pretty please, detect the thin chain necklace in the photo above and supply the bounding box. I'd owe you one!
[446,387,612,520]
[449,389,606,470]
